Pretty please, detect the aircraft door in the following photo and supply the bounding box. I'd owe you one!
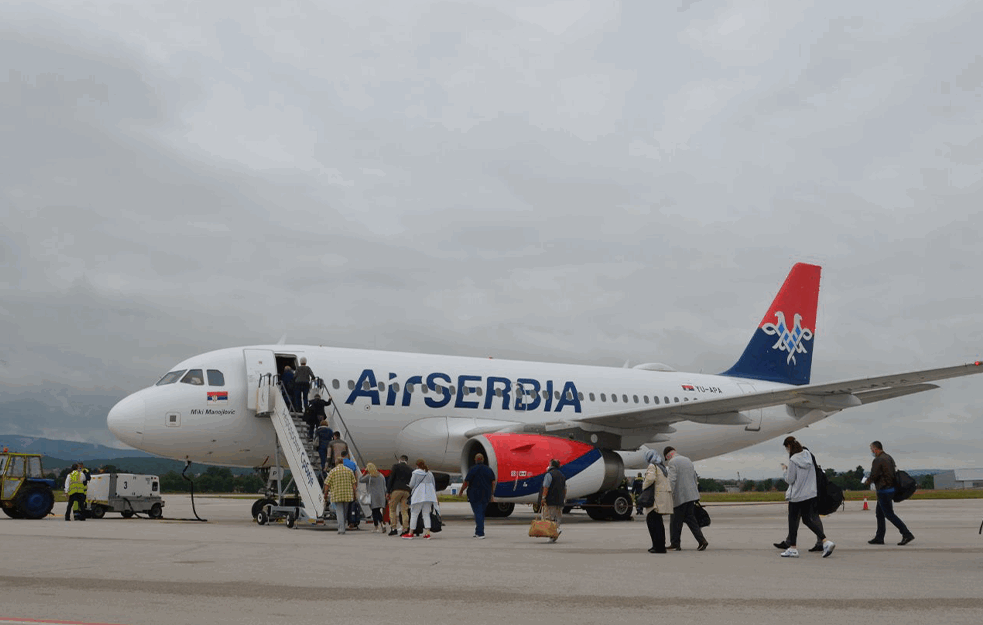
[737,383,763,432]
[243,349,277,412]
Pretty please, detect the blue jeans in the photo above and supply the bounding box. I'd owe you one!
[469,499,487,536]
[875,489,911,539]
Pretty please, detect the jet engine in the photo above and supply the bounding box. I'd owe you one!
[460,433,625,506]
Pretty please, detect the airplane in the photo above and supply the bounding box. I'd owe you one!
[106,263,983,521]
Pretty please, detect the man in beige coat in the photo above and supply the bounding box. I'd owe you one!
[642,450,674,553]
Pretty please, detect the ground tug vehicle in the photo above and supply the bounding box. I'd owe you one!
[0,452,56,519]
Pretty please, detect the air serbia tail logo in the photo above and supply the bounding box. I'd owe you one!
[722,263,821,386]
[762,311,813,365]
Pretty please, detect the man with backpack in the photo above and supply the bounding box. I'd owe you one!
[866,441,915,546]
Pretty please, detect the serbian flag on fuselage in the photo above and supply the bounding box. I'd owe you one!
[207,391,228,404]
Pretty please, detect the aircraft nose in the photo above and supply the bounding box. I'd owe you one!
[107,394,146,447]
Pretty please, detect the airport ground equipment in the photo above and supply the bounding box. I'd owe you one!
[86,473,165,519]
[0,452,56,519]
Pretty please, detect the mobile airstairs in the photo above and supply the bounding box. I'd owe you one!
[252,371,370,529]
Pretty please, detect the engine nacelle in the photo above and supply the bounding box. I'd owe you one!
[461,433,624,503]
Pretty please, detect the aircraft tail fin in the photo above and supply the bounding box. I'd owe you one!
[722,263,821,386]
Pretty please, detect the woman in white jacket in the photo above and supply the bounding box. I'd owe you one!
[778,436,835,558]
[641,450,674,553]
[403,459,438,540]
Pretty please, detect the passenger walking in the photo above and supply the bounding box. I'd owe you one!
[292,357,315,411]
[866,441,914,546]
[774,436,835,558]
[539,459,567,543]
[64,463,87,521]
[359,463,388,533]
[460,453,496,538]
[280,366,295,410]
[306,394,332,440]
[387,455,413,536]
[403,459,437,540]
[664,447,708,551]
[313,421,333,474]
[323,458,357,535]
[641,450,673,553]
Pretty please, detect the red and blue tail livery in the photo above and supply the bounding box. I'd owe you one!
[722,263,821,386]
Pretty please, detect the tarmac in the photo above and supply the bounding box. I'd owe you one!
[1,496,982,625]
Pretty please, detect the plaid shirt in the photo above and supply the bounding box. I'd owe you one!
[325,465,356,502]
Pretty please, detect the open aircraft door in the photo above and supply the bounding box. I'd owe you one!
[737,382,763,432]
[244,349,277,412]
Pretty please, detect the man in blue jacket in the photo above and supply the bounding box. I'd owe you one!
[460,454,497,538]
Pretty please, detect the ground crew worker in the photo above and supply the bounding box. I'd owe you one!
[64,463,87,521]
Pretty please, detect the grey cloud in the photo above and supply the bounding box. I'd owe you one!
[2,1,982,476]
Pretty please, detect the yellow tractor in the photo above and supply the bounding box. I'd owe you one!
[0,452,56,519]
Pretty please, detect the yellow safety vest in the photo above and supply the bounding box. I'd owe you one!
[68,470,86,495]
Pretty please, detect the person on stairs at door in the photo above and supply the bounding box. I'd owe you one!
[292,357,316,411]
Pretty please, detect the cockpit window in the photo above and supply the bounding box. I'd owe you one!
[181,369,205,385]
[207,370,225,386]
[156,370,187,386]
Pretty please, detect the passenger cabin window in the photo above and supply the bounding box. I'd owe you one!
[156,370,187,386]
[207,370,225,386]
[348,380,355,390]
[644,396,650,404]
[181,369,204,385]
[332,379,340,389]
[600,393,606,402]
[589,392,596,401]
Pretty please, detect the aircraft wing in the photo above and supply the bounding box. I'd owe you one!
[571,362,983,430]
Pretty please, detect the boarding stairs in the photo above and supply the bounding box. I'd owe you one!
[253,374,370,528]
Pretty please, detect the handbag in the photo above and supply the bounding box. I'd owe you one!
[693,502,711,528]
[636,484,655,509]
[528,514,559,539]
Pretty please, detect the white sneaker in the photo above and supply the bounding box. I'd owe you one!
[780,548,799,558]
[823,540,835,558]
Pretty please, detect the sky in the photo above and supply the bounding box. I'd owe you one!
[1,0,981,479]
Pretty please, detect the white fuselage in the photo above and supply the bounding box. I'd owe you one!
[107,345,833,472]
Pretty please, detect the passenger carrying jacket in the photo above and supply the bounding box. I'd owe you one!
[869,452,897,491]
[783,449,818,503]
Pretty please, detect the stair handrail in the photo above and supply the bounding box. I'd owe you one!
[313,377,365,468]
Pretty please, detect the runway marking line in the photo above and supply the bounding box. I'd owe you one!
[0,619,127,625]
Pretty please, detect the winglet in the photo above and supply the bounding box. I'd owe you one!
[722,263,821,385]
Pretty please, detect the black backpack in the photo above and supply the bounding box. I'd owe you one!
[893,470,917,502]
[811,452,844,515]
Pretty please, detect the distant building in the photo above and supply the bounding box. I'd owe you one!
[934,468,983,489]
